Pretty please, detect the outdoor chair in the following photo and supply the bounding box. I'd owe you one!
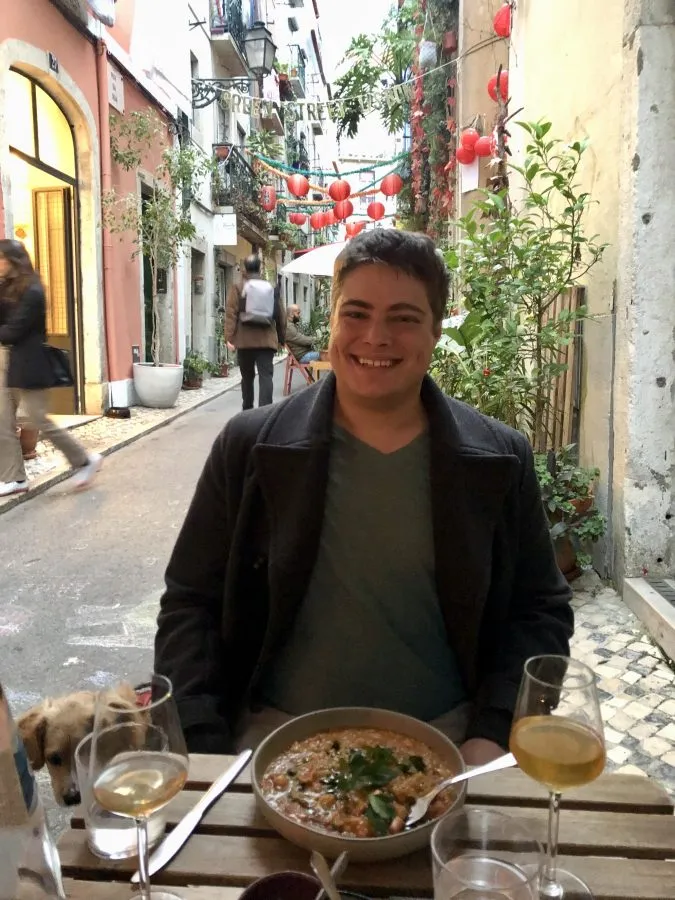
[283,349,315,396]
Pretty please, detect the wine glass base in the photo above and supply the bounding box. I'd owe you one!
[129,891,184,900]
[539,868,594,899]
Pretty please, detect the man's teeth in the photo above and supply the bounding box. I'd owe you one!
[357,358,393,368]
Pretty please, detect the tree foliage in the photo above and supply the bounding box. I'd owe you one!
[104,111,215,365]
[332,1,416,139]
[431,121,607,450]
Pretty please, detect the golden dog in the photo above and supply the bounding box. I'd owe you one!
[17,683,139,807]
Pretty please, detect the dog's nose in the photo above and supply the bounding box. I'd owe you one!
[63,788,81,806]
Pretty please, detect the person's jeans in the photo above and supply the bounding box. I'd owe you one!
[238,348,275,410]
[299,351,320,364]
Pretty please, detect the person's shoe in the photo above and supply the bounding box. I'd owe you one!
[69,453,103,491]
[0,480,29,497]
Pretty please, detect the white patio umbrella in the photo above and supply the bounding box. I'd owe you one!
[280,241,347,277]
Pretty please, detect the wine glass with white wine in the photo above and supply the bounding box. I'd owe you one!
[509,656,605,899]
[89,674,188,900]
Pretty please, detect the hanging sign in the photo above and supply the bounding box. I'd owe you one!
[216,80,414,125]
[213,213,237,247]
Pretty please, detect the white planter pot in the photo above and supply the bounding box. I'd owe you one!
[133,362,183,409]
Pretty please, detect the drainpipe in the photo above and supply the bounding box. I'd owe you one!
[96,38,119,405]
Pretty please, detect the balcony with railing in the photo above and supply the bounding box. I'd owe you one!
[213,145,268,241]
[288,45,306,99]
[210,0,248,75]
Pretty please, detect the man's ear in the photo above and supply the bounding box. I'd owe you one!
[17,706,48,770]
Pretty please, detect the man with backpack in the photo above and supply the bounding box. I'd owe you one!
[224,255,285,410]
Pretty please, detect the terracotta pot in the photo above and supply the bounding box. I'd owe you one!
[182,376,203,390]
[16,426,39,460]
[555,537,582,583]
[571,496,593,516]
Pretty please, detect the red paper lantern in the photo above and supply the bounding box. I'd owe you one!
[493,3,511,38]
[488,70,509,102]
[260,185,277,212]
[345,222,365,238]
[460,128,480,151]
[287,173,310,197]
[333,200,354,221]
[324,209,338,227]
[367,201,385,221]
[455,145,476,166]
[310,211,326,229]
[294,212,307,226]
[328,179,351,202]
[380,173,404,197]
[474,135,494,157]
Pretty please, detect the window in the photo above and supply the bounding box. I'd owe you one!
[190,53,201,134]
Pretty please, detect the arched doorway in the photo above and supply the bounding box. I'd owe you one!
[6,67,81,414]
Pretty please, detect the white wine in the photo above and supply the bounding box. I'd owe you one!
[93,751,187,818]
[510,716,605,792]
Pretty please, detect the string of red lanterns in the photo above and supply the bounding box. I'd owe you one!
[260,162,404,229]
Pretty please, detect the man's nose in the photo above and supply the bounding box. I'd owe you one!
[63,787,81,806]
[363,317,392,344]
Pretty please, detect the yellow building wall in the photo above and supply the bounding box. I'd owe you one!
[509,0,624,554]
[457,0,509,217]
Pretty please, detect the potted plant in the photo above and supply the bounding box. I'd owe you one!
[534,444,607,580]
[104,110,216,408]
[182,349,210,389]
[435,120,607,451]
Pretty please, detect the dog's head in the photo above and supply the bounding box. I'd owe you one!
[17,682,138,807]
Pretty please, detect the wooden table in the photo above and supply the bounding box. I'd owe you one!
[59,754,675,899]
[309,360,332,379]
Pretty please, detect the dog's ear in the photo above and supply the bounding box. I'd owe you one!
[17,707,48,770]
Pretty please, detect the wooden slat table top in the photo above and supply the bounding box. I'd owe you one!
[60,753,675,900]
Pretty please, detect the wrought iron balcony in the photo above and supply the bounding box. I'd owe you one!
[213,146,268,235]
[288,45,306,99]
[210,0,247,64]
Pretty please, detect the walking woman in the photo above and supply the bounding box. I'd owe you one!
[0,239,101,497]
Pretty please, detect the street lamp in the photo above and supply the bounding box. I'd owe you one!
[243,21,277,78]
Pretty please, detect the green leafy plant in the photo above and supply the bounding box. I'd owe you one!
[246,129,282,161]
[310,304,331,350]
[331,0,416,139]
[534,445,606,569]
[105,110,216,366]
[183,349,210,381]
[432,120,607,450]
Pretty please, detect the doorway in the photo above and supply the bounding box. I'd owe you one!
[6,68,81,414]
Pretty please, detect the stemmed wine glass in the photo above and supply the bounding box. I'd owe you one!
[89,674,188,900]
[509,656,605,899]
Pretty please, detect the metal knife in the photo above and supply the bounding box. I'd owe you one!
[131,748,252,883]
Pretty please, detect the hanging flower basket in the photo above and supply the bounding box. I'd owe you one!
[418,40,438,70]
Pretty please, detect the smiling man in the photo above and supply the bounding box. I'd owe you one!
[155,230,573,764]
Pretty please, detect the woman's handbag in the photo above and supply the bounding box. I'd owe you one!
[43,345,74,388]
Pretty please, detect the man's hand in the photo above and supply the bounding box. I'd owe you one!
[459,737,505,766]
[227,342,235,352]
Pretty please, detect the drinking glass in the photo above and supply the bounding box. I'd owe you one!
[89,674,188,900]
[74,732,167,859]
[431,808,543,899]
[510,656,605,899]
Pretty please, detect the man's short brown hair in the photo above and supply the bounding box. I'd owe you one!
[332,230,450,325]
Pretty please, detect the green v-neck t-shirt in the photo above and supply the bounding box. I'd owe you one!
[258,425,467,721]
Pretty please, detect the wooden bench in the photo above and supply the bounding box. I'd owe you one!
[59,753,675,899]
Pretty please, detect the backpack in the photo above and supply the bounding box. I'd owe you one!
[238,279,275,328]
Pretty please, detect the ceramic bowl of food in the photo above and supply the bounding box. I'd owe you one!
[252,707,466,862]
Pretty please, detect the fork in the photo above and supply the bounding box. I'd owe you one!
[405,752,517,828]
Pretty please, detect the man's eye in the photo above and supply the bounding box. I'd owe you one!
[343,311,366,319]
[47,753,63,767]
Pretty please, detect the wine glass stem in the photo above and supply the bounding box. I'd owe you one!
[541,791,563,899]
[135,816,152,900]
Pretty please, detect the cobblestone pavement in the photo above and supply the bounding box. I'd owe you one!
[571,571,675,794]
